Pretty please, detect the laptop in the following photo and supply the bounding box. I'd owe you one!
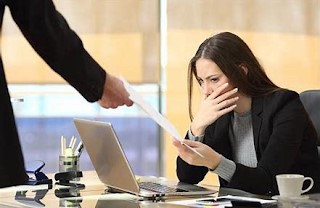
[73,118,217,198]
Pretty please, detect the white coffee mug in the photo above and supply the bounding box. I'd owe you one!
[276,174,314,198]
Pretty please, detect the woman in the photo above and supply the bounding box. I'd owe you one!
[172,32,320,195]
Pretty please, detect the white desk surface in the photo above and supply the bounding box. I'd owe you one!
[0,171,222,208]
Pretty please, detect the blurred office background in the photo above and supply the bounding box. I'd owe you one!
[2,0,320,185]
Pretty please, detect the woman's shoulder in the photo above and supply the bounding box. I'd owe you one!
[265,88,299,102]
[253,89,301,112]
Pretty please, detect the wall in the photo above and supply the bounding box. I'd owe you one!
[2,0,160,83]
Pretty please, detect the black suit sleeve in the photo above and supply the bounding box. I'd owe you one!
[7,0,106,102]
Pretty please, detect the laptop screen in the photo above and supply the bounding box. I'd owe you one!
[73,118,140,194]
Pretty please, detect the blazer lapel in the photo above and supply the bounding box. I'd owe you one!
[252,96,263,160]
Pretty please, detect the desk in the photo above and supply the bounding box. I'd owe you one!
[0,171,278,207]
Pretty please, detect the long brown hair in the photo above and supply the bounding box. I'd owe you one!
[188,32,280,120]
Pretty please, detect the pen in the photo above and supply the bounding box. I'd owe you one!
[61,136,66,156]
[69,136,76,151]
[75,142,84,157]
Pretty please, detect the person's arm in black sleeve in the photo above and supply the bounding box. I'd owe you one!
[7,0,105,102]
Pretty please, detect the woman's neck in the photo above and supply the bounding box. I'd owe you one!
[234,93,252,114]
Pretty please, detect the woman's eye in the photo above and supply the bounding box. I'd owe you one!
[210,78,218,83]
[198,79,203,86]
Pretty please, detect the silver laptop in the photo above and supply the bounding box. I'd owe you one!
[73,118,217,198]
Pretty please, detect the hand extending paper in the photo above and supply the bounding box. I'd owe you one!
[121,76,204,158]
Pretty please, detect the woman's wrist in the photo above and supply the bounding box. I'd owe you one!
[207,152,222,170]
[190,123,206,136]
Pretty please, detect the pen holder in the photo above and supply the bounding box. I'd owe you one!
[55,187,83,207]
[59,155,80,181]
[59,155,79,173]
[55,171,85,188]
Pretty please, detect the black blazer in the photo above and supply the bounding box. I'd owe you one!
[177,89,320,195]
[0,0,106,187]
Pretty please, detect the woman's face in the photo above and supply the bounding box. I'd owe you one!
[195,58,234,97]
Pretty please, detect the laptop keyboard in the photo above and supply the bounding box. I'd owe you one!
[138,181,187,193]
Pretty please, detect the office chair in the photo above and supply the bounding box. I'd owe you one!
[299,90,320,156]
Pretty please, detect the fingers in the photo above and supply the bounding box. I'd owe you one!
[98,99,127,109]
[118,82,134,107]
[171,137,199,147]
[207,83,238,102]
[171,136,182,146]
[99,74,134,108]
[124,99,134,107]
[217,103,237,117]
[170,136,199,149]
[171,137,195,153]
[205,83,239,113]
[207,82,229,100]
[182,139,200,147]
[215,87,238,104]
[215,96,238,111]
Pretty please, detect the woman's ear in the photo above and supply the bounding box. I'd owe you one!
[239,64,248,75]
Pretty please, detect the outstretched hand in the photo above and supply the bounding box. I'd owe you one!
[171,137,221,170]
[98,74,133,109]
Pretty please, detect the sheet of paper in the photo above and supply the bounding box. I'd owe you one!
[217,195,276,204]
[121,76,204,157]
[167,195,276,207]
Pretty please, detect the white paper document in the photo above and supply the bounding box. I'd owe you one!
[121,76,204,157]
[168,195,276,207]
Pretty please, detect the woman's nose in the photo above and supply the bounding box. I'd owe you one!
[202,83,213,97]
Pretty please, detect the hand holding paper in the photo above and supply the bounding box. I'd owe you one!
[120,76,204,158]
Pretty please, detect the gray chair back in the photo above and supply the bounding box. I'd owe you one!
[299,90,320,155]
